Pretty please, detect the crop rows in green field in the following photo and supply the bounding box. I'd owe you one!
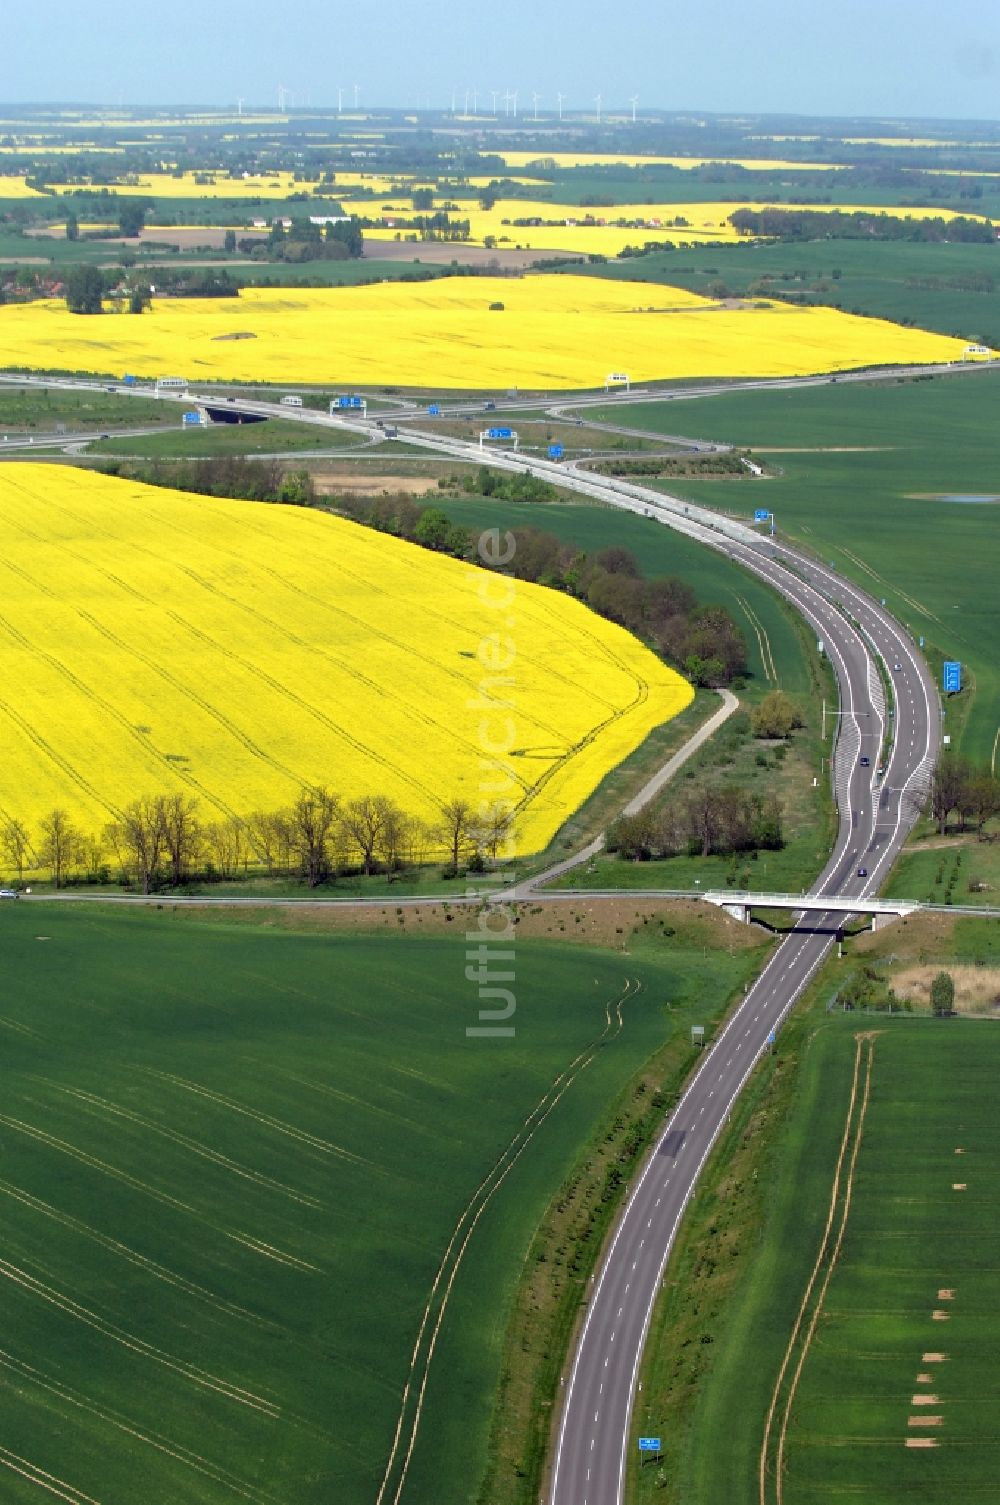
[0,904,760,1505]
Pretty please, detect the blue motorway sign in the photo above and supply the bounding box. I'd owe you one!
[182,411,202,425]
[428,404,441,416]
[487,426,513,439]
[754,508,770,523]
[638,1438,662,1452]
[337,396,364,410]
[548,443,564,459]
[943,660,962,693]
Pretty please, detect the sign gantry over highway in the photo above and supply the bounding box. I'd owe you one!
[479,426,519,449]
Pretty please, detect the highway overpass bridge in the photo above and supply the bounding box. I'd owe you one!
[702,889,921,929]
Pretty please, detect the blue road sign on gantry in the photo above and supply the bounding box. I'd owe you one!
[548,443,564,459]
[428,404,441,416]
[943,661,962,693]
[336,396,364,409]
[754,508,770,522]
[487,427,513,439]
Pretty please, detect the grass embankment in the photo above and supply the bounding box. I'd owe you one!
[629,911,1000,1504]
[885,825,1000,908]
[0,900,764,1505]
[88,416,361,457]
[588,373,999,763]
[0,385,169,432]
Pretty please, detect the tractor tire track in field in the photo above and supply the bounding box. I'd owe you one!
[210,499,621,731]
[736,594,777,684]
[144,1070,377,1170]
[100,496,558,781]
[0,1347,276,1503]
[0,1177,277,1331]
[0,488,302,809]
[0,1111,312,1276]
[36,1080,324,1209]
[0,550,247,822]
[0,1445,102,1505]
[758,1032,878,1505]
[0,583,235,822]
[376,977,642,1505]
[0,1255,281,1416]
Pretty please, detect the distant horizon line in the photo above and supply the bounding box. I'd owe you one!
[1,101,999,130]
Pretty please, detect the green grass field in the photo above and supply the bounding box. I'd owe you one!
[0,385,169,432]
[88,416,360,457]
[586,373,1000,762]
[631,915,1000,1505]
[0,901,761,1505]
[574,239,1000,346]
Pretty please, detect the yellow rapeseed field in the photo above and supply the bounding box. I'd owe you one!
[0,464,691,855]
[0,276,976,389]
[0,176,44,198]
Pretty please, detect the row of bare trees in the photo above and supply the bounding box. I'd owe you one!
[0,790,515,891]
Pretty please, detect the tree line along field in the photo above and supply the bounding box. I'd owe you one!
[587,373,1000,764]
[629,944,1000,1505]
[0,901,769,1505]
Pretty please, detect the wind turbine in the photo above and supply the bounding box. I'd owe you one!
[472,88,478,115]
[511,89,518,118]
[556,91,565,121]
[236,97,244,117]
[451,89,457,114]
[532,91,541,120]
[503,90,511,117]
[353,82,360,109]
[491,89,499,116]
[464,89,470,115]
[337,87,343,113]
[277,83,288,111]
[594,92,602,124]
[630,94,639,123]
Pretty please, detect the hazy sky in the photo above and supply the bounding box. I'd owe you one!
[3,0,999,121]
